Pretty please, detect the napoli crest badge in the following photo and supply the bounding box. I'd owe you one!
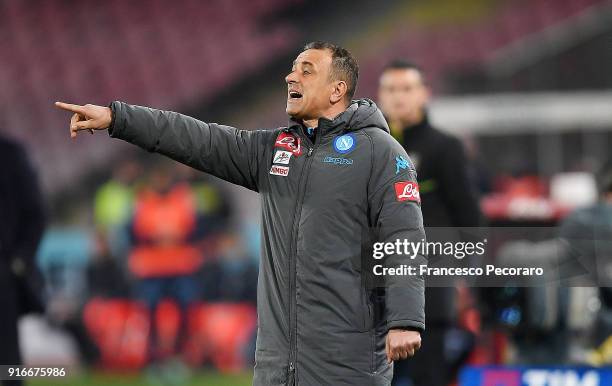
[333,134,356,154]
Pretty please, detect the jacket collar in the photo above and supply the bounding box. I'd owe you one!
[286,104,355,138]
[402,111,431,143]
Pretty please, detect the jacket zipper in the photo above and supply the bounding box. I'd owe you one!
[288,128,319,383]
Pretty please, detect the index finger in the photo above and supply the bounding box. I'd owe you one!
[55,101,85,114]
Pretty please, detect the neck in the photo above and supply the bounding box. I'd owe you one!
[399,108,426,129]
[302,102,348,129]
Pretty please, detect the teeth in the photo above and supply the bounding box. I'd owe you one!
[289,91,302,98]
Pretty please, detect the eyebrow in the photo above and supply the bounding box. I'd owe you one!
[292,60,315,69]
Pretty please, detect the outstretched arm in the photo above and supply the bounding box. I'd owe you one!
[55,101,269,191]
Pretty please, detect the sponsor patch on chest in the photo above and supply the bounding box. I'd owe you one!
[322,156,353,165]
[274,132,302,156]
[273,150,292,165]
[269,165,290,177]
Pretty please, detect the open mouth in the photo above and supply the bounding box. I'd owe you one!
[288,91,303,100]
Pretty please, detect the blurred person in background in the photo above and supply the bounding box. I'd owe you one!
[86,230,131,300]
[173,162,233,237]
[378,60,482,386]
[0,135,46,386]
[559,169,612,363]
[55,41,426,386]
[200,231,258,303]
[93,158,141,258]
[47,230,130,365]
[128,163,205,370]
[78,230,131,364]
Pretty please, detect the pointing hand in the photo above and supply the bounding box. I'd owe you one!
[54,101,112,138]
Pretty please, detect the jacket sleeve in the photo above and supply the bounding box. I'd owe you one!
[367,131,426,333]
[108,101,268,192]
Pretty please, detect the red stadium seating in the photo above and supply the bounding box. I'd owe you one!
[82,298,257,371]
[83,298,149,369]
[187,303,257,372]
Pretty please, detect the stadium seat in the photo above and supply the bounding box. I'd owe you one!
[83,299,257,371]
[187,303,257,372]
[83,298,149,369]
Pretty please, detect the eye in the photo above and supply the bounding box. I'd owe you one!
[303,70,310,75]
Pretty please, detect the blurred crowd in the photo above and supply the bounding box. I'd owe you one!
[36,156,260,376]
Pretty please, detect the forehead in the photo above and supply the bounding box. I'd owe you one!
[379,68,424,86]
[294,48,333,68]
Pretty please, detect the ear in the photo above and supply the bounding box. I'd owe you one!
[330,81,348,104]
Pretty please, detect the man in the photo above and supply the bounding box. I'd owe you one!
[0,135,46,386]
[559,170,612,347]
[378,60,481,386]
[128,165,203,365]
[56,41,426,385]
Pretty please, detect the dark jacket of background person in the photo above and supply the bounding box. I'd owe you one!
[0,136,46,372]
[87,233,131,299]
[399,114,481,229]
[200,233,258,304]
[392,113,481,386]
[107,99,426,386]
[558,179,612,346]
[398,114,481,325]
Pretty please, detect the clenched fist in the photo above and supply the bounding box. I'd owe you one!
[54,102,112,138]
[386,329,421,363]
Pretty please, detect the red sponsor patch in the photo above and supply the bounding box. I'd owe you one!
[275,132,302,156]
[394,181,420,203]
[269,165,290,176]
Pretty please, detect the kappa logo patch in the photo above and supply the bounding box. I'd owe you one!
[269,165,290,177]
[394,181,420,203]
[275,132,302,156]
[395,155,411,174]
[273,150,292,165]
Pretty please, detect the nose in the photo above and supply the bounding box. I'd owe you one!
[285,70,297,84]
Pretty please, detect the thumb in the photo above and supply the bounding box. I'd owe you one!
[70,119,95,138]
[73,120,93,130]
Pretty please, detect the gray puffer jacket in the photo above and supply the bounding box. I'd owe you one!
[108,98,426,386]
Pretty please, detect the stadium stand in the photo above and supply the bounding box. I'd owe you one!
[0,0,302,193]
[356,0,609,96]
